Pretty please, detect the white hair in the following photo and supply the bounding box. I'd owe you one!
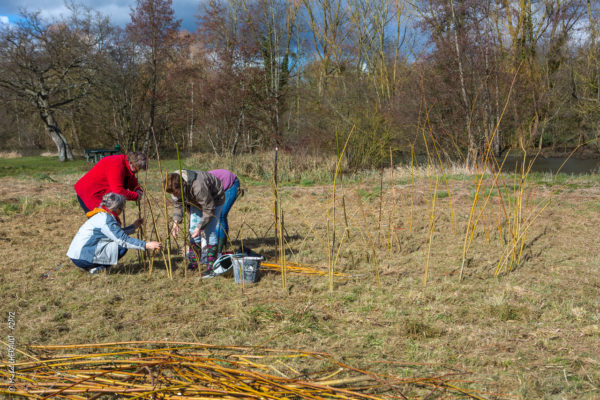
[100,192,126,212]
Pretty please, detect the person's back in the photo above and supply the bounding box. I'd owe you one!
[209,169,237,191]
[74,154,142,211]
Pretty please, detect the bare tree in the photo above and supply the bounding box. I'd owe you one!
[0,6,111,161]
[127,0,181,153]
[303,0,350,94]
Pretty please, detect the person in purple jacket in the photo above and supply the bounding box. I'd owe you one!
[208,169,241,254]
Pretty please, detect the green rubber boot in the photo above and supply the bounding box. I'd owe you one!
[216,237,227,255]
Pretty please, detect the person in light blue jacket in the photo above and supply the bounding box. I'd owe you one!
[67,192,161,273]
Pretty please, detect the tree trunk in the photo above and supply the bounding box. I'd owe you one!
[449,0,475,167]
[38,98,73,161]
[46,125,74,162]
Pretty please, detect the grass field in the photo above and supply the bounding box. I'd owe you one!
[0,154,599,399]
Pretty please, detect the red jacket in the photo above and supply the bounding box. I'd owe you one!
[74,154,141,210]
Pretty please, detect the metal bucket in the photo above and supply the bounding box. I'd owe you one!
[232,256,262,283]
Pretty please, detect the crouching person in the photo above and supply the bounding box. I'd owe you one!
[67,192,162,274]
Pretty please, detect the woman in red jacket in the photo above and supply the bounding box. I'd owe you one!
[74,151,147,213]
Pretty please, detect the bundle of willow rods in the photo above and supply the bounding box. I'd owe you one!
[260,261,348,277]
[0,341,499,399]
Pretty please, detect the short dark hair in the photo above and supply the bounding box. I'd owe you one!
[127,151,147,171]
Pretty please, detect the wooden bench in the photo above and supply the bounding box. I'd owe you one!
[84,148,121,163]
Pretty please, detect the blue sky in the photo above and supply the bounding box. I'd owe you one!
[0,0,201,32]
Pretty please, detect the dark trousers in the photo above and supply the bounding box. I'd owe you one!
[71,246,128,271]
[77,195,91,213]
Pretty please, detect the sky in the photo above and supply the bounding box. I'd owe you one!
[0,0,201,32]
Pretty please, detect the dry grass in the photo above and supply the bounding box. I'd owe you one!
[0,151,21,159]
[0,155,599,399]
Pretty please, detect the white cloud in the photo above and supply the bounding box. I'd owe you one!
[0,15,8,25]
[0,0,197,30]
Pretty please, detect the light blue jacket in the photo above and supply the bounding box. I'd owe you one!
[66,212,145,265]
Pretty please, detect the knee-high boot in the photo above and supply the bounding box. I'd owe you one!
[187,243,202,271]
[202,244,218,276]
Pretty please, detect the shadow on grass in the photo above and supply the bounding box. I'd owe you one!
[108,233,303,276]
[230,234,302,260]
[110,255,185,275]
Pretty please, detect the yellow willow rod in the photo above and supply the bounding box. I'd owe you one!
[27,343,339,360]
[26,341,324,360]
[464,166,506,253]
[0,371,38,385]
[142,183,169,275]
[494,200,551,276]
[126,384,200,400]
[488,152,512,235]
[261,263,347,277]
[421,89,456,236]
[151,128,173,279]
[182,366,310,400]
[459,63,522,281]
[409,144,415,232]
[512,158,533,270]
[503,147,551,267]
[187,366,272,399]
[387,148,401,253]
[279,188,284,290]
[9,348,183,366]
[508,164,520,267]
[38,363,160,400]
[512,161,526,269]
[271,173,284,290]
[295,208,329,251]
[0,339,40,361]
[162,179,173,280]
[176,143,188,279]
[0,389,45,399]
[329,125,355,292]
[517,188,535,265]
[332,208,363,271]
[424,177,439,287]
[357,194,381,288]
[388,147,394,253]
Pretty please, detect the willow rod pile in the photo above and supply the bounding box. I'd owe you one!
[261,261,348,277]
[0,341,502,399]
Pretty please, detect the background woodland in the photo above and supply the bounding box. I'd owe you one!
[0,0,599,167]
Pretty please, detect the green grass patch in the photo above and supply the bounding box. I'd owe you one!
[0,156,90,178]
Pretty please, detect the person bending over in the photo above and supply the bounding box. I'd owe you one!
[165,170,225,275]
[74,151,147,213]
